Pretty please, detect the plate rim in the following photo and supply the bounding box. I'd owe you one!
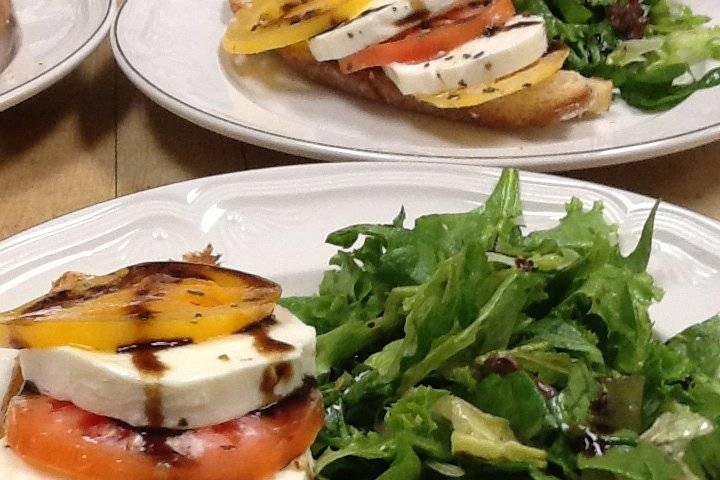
[0,0,116,112]
[3,161,720,249]
[1,162,720,339]
[111,0,720,172]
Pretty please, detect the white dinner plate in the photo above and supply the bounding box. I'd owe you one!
[111,0,720,171]
[0,163,719,339]
[0,0,115,112]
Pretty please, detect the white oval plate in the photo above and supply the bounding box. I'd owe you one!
[0,163,719,339]
[0,0,115,112]
[111,0,720,171]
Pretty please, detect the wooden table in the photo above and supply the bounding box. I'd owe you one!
[1,40,719,240]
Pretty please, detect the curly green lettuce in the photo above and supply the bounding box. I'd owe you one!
[284,168,720,480]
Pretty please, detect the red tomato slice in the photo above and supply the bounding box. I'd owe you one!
[6,390,324,480]
[338,0,516,74]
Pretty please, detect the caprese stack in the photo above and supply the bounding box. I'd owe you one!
[0,261,321,480]
[223,0,612,128]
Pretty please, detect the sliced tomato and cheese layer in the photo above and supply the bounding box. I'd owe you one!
[223,0,373,54]
[337,0,517,73]
[0,442,314,480]
[222,0,571,111]
[19,305,315,430]
[416,46,569,107]
[0,261,322,480]
[384,15,548,95]
[308,0,467,61]
[4,390,322,480]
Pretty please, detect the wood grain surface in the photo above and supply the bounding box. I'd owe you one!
[1,40,718,240]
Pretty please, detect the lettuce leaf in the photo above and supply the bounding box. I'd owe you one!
[297,168,710,480]
[665,316,720,419]
[550,361,600,427]
[512,0,720,111]
[435,395,548,467]
[577,441,687,480]
[684,427,720,479]
[667,316,720,380]
[472,372,551,441]
[640,404,714,461]
[283,169,524,372]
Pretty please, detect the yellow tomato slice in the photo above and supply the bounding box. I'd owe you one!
[415,47,570,108]
[223,0,372,54]
[0,262,281,352]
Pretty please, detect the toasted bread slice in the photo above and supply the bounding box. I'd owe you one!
[277,46,612,129]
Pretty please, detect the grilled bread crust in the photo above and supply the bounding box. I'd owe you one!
[277,46,613,129]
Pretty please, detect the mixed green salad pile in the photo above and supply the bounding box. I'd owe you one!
[283,169,720,480]
[512,0,720,110]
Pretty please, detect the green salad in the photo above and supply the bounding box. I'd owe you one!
[512,0,720,110]
[282,169,720,480]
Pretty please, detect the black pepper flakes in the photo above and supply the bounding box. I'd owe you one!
[458,79,468,88]
[218,354,230,361]
[424,62,430,68]
[522,82,532,88]
[473,51,485,59]
[462,53,471,59]
[482,87,497,93]
[187,289,205,296]
[444,55,454,61]
[347,32,354,38]
[484,62,492,70]
[178,418,189,428]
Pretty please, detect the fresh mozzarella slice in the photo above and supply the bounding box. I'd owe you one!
[308,0,462,61]
[383,15,548,95]
[19,306,316,430]
[0,438,314,480]
[0,348,21,435]
[415,47,569,107]
[0,348,19,401]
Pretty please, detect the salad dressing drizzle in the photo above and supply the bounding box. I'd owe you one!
[395,0,430,27]
[239,315,294,354]
[261,361,295,404]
